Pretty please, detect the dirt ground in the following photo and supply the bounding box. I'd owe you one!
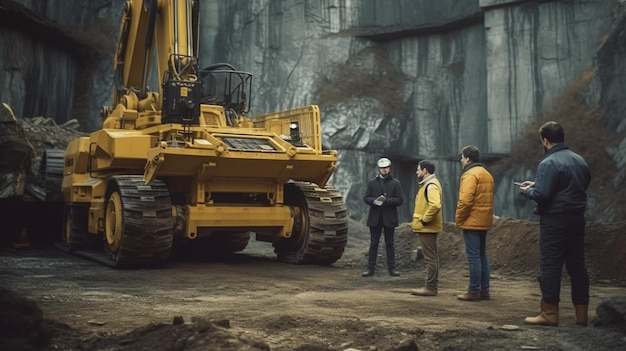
[1,217,626,351]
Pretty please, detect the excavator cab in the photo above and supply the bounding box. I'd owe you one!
[199,63,252,125]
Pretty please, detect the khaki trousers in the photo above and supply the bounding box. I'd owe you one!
[419,233,439,289]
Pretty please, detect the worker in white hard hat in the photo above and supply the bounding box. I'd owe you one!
[362,157,404,277]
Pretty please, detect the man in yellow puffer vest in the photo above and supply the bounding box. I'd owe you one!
[410,160,443,297]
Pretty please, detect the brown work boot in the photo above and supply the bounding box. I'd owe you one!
[574,304,588,327]
[457,291,481,301]
[480,291,491,300]
[524,300,559,326]
[411,287,437,296]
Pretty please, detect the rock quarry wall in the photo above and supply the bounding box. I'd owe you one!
[0,0,624,224]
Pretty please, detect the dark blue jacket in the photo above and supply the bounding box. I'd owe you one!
[364,174,404,228]
[524,143,591,215]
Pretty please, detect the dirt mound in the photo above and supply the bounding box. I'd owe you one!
[82,317,271,351]
[0,285,270,351]
[0,287,51,351]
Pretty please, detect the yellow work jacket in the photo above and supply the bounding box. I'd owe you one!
[411,175,443,233]
[455,163,494,230]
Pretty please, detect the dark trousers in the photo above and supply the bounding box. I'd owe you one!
[367,224,396,271]
[538,213,589,305]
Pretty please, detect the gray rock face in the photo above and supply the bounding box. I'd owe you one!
[483,0,613,154]
[209,0,624,224]
[1,0,624,224]
[0,0,124,131]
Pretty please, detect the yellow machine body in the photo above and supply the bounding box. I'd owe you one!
[59,0,348,267]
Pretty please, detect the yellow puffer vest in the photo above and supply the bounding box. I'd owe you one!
[411,176,443,233]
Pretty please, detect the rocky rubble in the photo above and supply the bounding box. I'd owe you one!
[0,103,84,202]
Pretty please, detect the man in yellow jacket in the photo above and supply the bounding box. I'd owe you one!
[455,145,494,301]
[410,160,443,296]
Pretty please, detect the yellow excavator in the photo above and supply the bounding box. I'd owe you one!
[56,0,348,267]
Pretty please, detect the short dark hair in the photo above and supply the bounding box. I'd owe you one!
[539,121,565,143]
[418,160,435,174]
[460,145,480,162]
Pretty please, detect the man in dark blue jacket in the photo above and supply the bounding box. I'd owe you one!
[519,121,591,327]
[362,157,404,277]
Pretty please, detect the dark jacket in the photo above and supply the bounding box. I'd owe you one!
[364,174,404,228]
[524,144,591,215]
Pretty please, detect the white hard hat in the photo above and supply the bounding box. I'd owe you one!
[377,157,391,168]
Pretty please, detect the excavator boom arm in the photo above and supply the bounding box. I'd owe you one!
[114,0,199,106]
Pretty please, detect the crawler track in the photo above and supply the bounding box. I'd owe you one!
[56,176,175,268]
[102,176,174,267]
[275,182,349,265]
